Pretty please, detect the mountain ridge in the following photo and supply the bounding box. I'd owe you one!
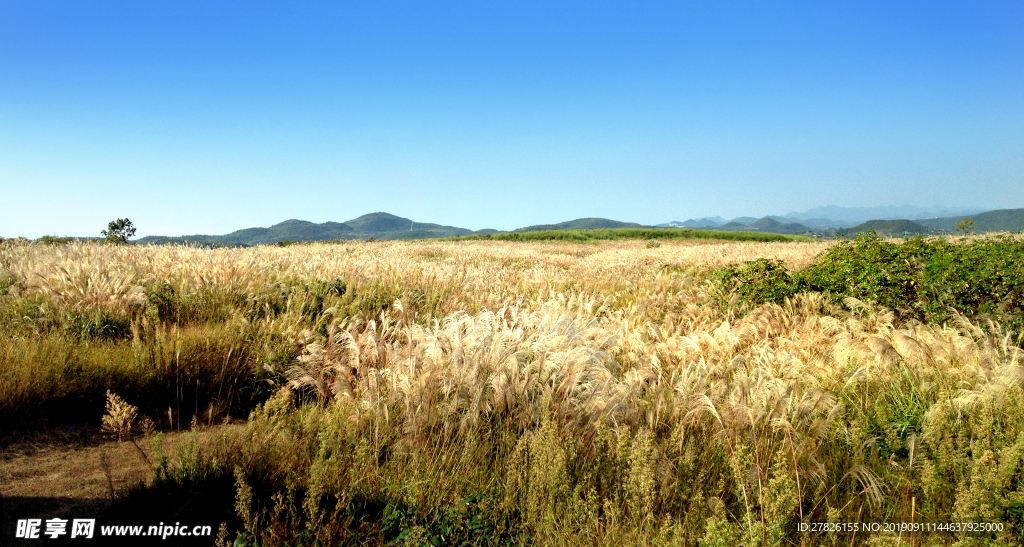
[132,207,1024,246]
[136,213,488,246]
[845,219,939,237]
[915,208,1024,233]
[513,218,645,232]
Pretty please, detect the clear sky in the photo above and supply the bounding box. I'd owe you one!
[2,1,1023,237]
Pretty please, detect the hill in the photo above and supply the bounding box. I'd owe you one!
[137,213,484,246]
[847,219,938,237]
[514,218,645,232]
[657,217,726,228]
[916,208,1024,233]
[220,219,357,244]
[745,217,812,234]
[656,206,1001,232]
[709,217,813,235]
[343,212,475,236]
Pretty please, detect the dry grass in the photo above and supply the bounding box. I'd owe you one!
[2,238,831,314]
[0,424,243,542]
[3,237,1024,545]
[0,426,240,500]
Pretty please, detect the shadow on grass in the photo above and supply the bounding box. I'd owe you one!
[2,473,238,546]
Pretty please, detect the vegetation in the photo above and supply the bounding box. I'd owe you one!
[956,218,976,235]
[445,227,812,242]
[3,236,1024,545]
[716,232,1024,329]
[37,235,77,245]
[101,218,136,244]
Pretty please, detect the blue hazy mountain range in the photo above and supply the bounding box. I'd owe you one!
[659,205,992,230]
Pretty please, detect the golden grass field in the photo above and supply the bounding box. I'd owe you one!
[3,237,1024,546]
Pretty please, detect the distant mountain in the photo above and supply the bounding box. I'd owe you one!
[787,205,988,224]
[916,208,1024,233]
[137,212,488,245]
[664,217,726,228]
[792,217,859,229]
[219,219,357,245]
[660,205,1008,232]
[745,218,786,232]
[746,217,812,234]
[847,219,938,237]
[342,212,468,234]
[712,217,812,235]
[514,218,645,232]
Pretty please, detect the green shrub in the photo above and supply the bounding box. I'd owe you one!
[64,309,132,341]
[714,258,798,306]
[799,233,925,314]
[716,233,1024,329]
[37,235,75,245]
[917,236,1024,327]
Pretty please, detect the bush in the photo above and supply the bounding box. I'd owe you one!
[716,233,1024,329]
[37,235,75,245]
[799,233,925,314]
[918,236,1024,327]
[714,258,797,306]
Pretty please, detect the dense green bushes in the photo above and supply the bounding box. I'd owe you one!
[716,233,1024,329]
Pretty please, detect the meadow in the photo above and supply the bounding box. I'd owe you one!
[2,234,1024,546]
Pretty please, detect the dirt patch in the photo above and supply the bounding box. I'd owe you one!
[1,424,243,544]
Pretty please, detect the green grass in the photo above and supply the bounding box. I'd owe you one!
[442,227,814,243]
[0,323,277,435]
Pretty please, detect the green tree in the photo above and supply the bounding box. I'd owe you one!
[101,218,136,244]
[955,217,975,235]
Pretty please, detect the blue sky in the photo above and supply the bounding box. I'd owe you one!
[2,1,1022,237]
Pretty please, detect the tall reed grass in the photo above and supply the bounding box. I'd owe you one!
[3,237,1023,545]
